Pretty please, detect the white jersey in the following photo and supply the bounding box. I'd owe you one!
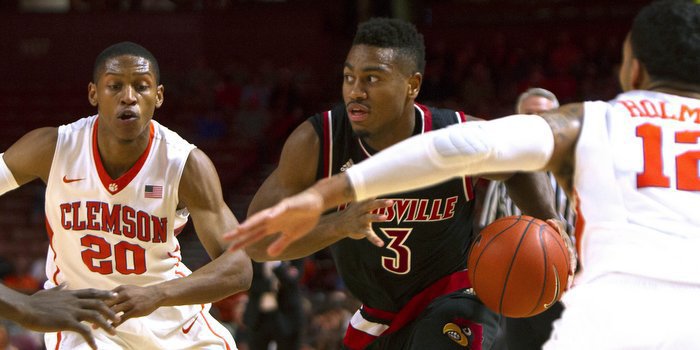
[45,115,194,290]
[42,116,236,349]
[575,90,700,284]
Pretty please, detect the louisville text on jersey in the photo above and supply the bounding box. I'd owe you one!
[339,196,459,224]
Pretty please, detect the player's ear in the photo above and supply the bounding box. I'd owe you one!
[408,72,422,99]
[88,82,98,107]
[155,85,164,108]
[630,58,646,90]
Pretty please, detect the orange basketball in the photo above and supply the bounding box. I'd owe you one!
[467,215,570,318]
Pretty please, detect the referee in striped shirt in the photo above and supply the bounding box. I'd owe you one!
[478,88,576,350]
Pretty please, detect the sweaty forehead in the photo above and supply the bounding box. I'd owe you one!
[100,55,155,79]
[346,45,405,71]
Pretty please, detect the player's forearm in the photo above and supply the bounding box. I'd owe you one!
[0,284,28,323]
[504,172,559,220]
[154,251,252,306]
[345,115,554,201]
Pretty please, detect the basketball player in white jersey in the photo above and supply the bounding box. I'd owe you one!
[0,42,252,349]
[227,0,700,348]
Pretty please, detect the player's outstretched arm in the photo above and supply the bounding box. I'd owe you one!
[227,174,377,257]
[225,122,391,260]
[0,283,119,350]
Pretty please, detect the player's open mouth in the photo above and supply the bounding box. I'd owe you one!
[117,110,138,120]
[347,103,369,121]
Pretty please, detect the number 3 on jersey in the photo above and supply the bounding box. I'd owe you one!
[636,123,700,190]
[380,228,412,275]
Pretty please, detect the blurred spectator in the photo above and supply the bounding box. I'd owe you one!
[0,323,16,350]
[244,259,305,350]
[2,257,40,295]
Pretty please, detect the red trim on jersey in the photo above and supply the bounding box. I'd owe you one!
[45,218,61,285]
[416,104,433,132]
[322,111,332,178]
[343,270,471,350]
[92,119,155,195]
[457,111,468,123]
[463,177,474,201]
[573,190,585,257]
[54,331,62,350]
[174,223,186,236]
[200,310,232,350]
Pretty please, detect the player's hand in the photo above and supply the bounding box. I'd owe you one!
[107,285,162,327]
[546,218,577,290]
[334,198,392,246]
[18,284,119,350]
[224,189,327,256]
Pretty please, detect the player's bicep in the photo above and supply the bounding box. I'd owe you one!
[248,121,320,216]
[179,148,237,258]
[4,127,57,185]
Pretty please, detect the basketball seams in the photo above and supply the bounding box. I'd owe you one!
[468,217,521,283]
[498,216,537,315]
[528,223,550,317]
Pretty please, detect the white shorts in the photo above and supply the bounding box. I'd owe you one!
[544,272,700,350]
[45,304,236,350]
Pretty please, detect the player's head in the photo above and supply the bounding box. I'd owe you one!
[516,88,559,114]
[620,0,700,91]
[88,42,164,143]
[343,18,425,139]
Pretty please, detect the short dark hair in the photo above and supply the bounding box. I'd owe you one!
[93,41,160,83]
[631,0,700,86]
[352,17,426,74]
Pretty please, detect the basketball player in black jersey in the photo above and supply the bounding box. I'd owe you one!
[242,18,562,350]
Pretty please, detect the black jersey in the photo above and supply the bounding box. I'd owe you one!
[308,103,477,312]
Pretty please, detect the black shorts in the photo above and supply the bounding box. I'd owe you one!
[366,289,502,350]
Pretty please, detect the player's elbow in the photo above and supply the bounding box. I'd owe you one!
[223,255,253,294]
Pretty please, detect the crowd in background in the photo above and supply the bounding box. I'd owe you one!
[0,1,633,348]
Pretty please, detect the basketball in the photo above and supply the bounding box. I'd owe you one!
[467,215,570,318]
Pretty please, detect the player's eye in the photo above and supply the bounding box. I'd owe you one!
[344,74,355,83]
[135,84,149,92]
[368,75,379,83]
[108,84,121,91]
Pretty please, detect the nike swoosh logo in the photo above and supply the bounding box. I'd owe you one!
[544,265,561,309]
[182,315,198,334]
[62,175,85,183]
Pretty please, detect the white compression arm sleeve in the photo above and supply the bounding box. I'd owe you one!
[0,154,19,196]
[346,115,555,201]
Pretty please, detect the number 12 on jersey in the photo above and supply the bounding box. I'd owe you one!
[636,123,700,190]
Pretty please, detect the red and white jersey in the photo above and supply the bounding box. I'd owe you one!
[575,90,700,284]
[44,115,196,290]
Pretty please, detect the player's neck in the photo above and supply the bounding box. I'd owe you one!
[95,131,150,179]
[646,81,700,100]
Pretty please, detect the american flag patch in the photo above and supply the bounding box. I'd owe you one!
[145,185,163,199]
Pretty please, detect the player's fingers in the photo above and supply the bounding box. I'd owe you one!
[227,227,269,252]
[366,213,388,223]
[364,230,384,247]
[83,301,121,332]
[74,289,118,300]
[267,235,296,257]
[72,322,98,350]
[544,219,564,235]
[366,199,393,211]
[81,310,117,335]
